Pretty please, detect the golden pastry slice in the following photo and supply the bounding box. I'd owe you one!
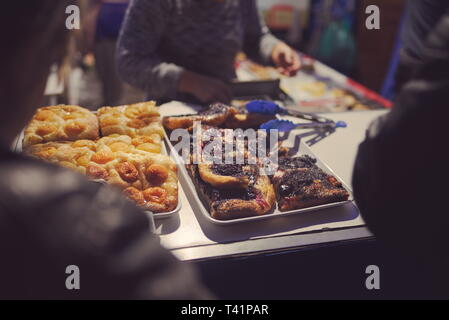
[23,105,99,148]
[117,153,179,213]
[96,134,162,155]
[26,129,178,213]
[26,140,97,175]
[85,145,178,212]
[97,101,164,138]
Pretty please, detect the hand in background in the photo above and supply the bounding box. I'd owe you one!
[271,42,301,77]
[179,70,232,104]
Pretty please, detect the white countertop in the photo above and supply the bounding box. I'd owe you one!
[156,103,388,260]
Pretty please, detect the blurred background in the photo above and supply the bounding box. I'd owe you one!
[52,0,405,110]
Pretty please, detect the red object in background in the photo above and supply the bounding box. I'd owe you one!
[266,5,295,31]
[300,53,393,109]
[347,79,393,109]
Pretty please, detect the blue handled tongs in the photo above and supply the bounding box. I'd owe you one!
[246,100,347,132]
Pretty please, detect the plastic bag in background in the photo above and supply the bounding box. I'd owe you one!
[307,0,357,76]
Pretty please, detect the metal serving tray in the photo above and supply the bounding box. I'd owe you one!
[14,130,181,221]
[164,131,353,226]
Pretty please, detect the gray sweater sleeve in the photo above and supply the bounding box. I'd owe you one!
[117,0,183,100]
[242,0,281,65]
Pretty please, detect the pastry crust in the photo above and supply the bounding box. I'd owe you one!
[224,107,276,129]
[26,140,97,175]
[162,103,232,130]
[212,174,275,220]
[197,163,253,189]
[98,101,164,138]
[27,138,177,213]
[273,156,349,212]
[96,134,162,156]
[187,164,275,220]
[101,152,178,213]
[23,105,99,148]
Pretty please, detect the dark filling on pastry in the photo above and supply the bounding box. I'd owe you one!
[211,164,259,178]
[192,164,259,203]
[211,164,244,177]
[210,186,259,202]
[278,155,317,170]
[200,103,229,116]
[277,167,341,199]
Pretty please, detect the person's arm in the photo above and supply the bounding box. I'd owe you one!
[80,0,102,55]
[117,0,183,100]
[242,0,280,65]
[117,0,232,103]
[242,0,300,76]
[352,9,449,259]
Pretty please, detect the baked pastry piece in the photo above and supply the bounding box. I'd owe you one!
[187,164,275,220]
[96,134,162,155]
[163,103,233,130]
[197,163,256,189]
[27,133,163,173]
[98,152,178,213]
[273,155,349,211]
[181,125,275,220]
[83,140,178,213]
[224,105,276,129]
[97,101,164,138]
[163,102,275,131]
[23,105,99,148]
[27,138,178,213]
[26,140,97,175]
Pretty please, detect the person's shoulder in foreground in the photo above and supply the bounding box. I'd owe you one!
[353,7,449,263]
[0,147,210,299]
[0,0,210,299]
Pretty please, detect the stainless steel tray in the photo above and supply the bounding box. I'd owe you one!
[14,131,181,220]
[164,131,353,226]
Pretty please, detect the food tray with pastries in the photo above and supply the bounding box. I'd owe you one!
[16,102,181,219]
[162,103,353,225]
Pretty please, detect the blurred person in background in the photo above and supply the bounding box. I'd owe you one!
[394,0,449,93]
[117,0,301,105]
[84,0,130,106]
[0,1,209,299]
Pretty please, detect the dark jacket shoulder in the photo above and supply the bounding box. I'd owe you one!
[0,149,209,299]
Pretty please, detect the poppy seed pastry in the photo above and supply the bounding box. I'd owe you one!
[273,155,349,211]
[187,163,275,220]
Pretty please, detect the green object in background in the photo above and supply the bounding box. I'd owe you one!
[313,18,356,75]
